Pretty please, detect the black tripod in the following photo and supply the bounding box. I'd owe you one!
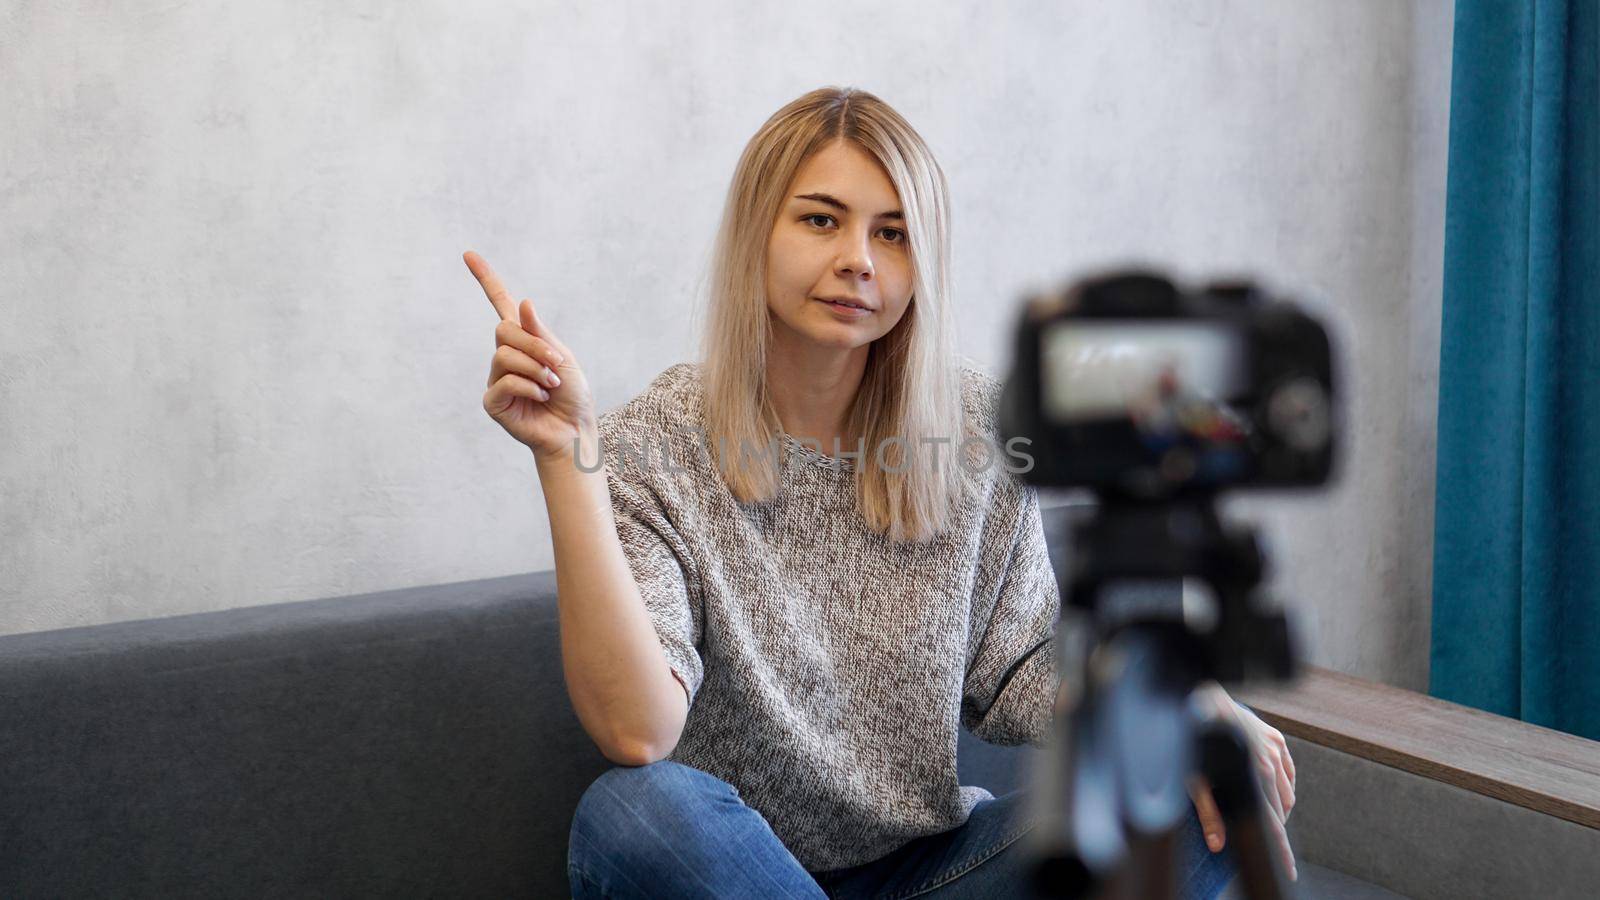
[1024,494,1299,900]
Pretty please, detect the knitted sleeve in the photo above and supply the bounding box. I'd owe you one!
[600,429,706,707]
[960,479,1062,747]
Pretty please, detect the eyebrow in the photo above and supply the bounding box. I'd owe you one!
[792,192,903,221]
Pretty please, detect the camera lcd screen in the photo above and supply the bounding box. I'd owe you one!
[1040,320,1246,424]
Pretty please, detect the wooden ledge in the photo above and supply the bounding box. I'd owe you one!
[1229,665,1600,831]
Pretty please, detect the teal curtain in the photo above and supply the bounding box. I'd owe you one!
[1432,0,1599,741]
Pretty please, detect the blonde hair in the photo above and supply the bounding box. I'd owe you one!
[696,86,974,544]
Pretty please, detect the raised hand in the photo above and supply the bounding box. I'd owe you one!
[466,250,594,461]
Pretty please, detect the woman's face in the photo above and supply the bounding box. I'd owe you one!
[764,140,915,352]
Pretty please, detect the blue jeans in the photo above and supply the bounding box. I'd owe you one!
[567,760,1237,899]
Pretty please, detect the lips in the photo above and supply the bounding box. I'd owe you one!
[815,297,872,311]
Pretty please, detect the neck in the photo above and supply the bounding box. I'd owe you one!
[765,338,870,453]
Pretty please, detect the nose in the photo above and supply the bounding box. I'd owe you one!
[835,232,874,281]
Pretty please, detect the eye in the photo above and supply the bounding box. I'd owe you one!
[803,214,907,244]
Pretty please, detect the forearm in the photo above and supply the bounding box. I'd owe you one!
[1192,679,1245,720]
[536,430,688,764]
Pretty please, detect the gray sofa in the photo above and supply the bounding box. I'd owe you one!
[0,521,1073,898]
[7,504,1422,899]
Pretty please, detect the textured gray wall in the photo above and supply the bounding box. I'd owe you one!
[1,2,1452,691]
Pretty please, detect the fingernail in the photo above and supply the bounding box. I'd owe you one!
[1207,834,1221,851]
[547,369,561,387]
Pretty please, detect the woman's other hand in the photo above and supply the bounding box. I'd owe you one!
[1185,682,1298,881]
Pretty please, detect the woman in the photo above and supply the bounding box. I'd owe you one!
[467,86,1295,899]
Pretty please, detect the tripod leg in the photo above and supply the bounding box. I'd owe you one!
[1196,721,1292,900]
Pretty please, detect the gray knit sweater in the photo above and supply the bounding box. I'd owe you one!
[592,361,1060,873]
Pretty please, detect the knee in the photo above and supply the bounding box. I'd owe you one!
[570,761,714,846]
[574,761,683,822]
[568,761,712,884]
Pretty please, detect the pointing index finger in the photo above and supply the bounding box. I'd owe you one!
[463,250,516,321]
